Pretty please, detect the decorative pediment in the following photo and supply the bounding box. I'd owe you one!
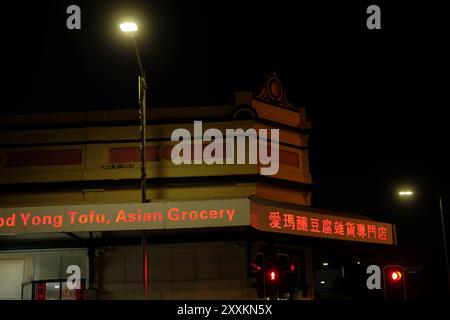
[254,72,294,108]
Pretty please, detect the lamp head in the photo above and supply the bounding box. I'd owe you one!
[120,22,138,36]
[398,190,414,197]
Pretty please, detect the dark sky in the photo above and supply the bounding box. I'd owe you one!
[2,0,448,294]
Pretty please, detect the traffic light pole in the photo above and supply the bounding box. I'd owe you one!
[262,254,267,299]
[438,194,450,297]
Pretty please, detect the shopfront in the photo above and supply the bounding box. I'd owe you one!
[0,75,397,300]
[0,198,395,299]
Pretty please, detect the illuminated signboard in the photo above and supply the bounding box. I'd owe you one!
[0,199,395,245]
[0,199,250,235]
[250,202,395,245]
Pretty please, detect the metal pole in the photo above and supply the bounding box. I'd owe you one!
[142,230,148,296]
[139,74,149,297]
[139,74,147,204]
[140,74,149,297]
[133,38,145,77]
[438,194,450,296]
[134,37,149,297]
[135,38,147,204]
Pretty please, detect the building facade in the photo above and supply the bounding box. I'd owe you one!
[0,75,395,300]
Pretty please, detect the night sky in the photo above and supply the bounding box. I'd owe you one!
[2,1,448,296]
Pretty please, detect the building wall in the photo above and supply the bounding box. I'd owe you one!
[0,98,315,300]
[97,242,253,300]
[0,120,310,184]
[0,104,312,207]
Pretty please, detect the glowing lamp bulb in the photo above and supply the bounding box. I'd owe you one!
[120,22,138,33]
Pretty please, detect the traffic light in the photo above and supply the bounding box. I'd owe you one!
[251,251,302,299]
[250,252,283,299]
[276,253,298,297]
[268,270,278,281]
[264,263,280,299]
[390,270,402,282]
[251,252,266,298]
[383,265,406,300]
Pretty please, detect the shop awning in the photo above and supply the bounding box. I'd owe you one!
[0,198,395,245]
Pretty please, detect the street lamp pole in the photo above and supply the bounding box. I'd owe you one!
[398,189,450,296]
[136,49,149,298]
[134,39,149,298]
[438,194,450,295]
[133,37,147,205]
[120,22,149,297]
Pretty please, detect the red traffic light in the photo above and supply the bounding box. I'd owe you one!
[250,261,262,273]
[390,270,402,282]
[383,265,406,300]
[268,270,278,281]
[384,266,405,284]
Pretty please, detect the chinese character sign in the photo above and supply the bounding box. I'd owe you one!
[251,202,394,245]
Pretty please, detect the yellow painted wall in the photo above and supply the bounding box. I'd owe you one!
[0,100,312,207]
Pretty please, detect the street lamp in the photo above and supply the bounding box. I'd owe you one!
[120,22,138,33]
[120,20,149,297]
[397,190,414,197]
[397,188,450,296]
[119,20,147,203]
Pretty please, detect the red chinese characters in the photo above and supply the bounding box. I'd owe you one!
[357,223,366,239]
[269,212,282,229]
[345,222,356,238]
[265,210,390,243]
[296,216,308,232]
[378,226,387,241]
[333,221,345,236]
[283,214,295,230]
[367,225,377,239]
[310,218,321,233]
[322,219,332,235]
